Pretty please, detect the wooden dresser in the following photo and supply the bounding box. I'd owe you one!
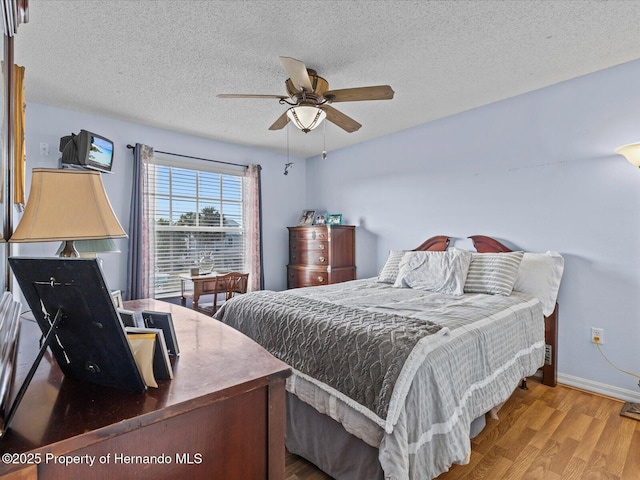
[287,225,355,289]
[0,299,290,480]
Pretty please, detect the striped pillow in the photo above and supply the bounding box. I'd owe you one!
[377,250,407,283]
[464,251,524,296]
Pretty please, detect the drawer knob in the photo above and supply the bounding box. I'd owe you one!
[319,256,325,263]
[317,276,325,282]
[319,244,325,250]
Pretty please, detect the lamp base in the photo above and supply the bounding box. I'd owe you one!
[59,240,79,258]
[620,402,640,421]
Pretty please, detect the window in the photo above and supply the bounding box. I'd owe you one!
[149,161,244,297]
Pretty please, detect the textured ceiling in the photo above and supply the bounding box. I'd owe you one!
[14,0,640,159]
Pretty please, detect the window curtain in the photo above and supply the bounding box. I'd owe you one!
[125,143,155,300]
[243,164,263,292]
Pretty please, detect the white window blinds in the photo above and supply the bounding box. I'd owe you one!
[148,162,244,297]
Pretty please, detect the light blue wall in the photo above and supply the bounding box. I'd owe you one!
[306,59,640,396]
[19,102,306,293]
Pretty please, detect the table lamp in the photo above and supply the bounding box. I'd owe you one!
[54,238,121,258]
[9,168,127,256]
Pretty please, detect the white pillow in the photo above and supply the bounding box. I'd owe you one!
[377,250,408,284]
[394,249,472,295]
[513,251,564,316]
[464,251,524,296]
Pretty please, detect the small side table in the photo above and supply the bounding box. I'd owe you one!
[179,272,225,311]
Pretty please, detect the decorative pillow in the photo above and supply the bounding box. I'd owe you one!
[513,251,564,316]
[464,251,524,296]
[377,250,407,283]
[393,249,472,295]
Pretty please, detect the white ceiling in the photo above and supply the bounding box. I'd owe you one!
[14,0,640,159]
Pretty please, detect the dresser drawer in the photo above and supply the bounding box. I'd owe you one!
[287,267,328,288]
[289,228,328,241]
[289,242,329,265]
[290,250,328,266]
[290,240,328,252]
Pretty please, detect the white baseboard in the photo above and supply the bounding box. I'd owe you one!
[557,372,640,403]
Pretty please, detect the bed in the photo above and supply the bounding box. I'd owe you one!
[214,235,563,480]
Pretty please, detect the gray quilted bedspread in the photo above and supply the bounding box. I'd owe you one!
[217,280,546,479]
[214,290,444,421]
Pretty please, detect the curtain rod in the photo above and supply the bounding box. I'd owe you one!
[126,144,248,169]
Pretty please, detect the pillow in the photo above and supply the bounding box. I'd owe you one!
[393,249,472,295]
[464,251,524,296]
[513,251,564,317]
[377,250,407,283]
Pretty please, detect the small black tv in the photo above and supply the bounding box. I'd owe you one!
[60,129,114,173]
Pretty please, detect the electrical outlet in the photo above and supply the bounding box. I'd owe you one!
[591,327,604,344]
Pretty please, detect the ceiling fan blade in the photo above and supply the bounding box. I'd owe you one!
[217,94,287,99]
[323,85,394,103]
[268,111,290,130]
[322,106,361,133]
[279,56,313,92]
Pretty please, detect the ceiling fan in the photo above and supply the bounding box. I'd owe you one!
[217,56,394,133]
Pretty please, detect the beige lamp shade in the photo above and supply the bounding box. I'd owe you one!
[615,143,640,168]
[10,168,127,243]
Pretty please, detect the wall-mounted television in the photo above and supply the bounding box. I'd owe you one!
[60,130,114,173]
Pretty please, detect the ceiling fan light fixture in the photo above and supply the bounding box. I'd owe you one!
[287,106,326,133]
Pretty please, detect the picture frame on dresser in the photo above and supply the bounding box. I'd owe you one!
[326,213,342,225]
[299,209,316,225]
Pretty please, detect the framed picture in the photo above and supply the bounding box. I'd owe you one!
[299,209,316,225]
[326,213,342,225]
[111,289,124,309]
[315,214,326,225]
[142,311,180,356]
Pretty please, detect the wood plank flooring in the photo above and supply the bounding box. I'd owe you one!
[284,379,640,480]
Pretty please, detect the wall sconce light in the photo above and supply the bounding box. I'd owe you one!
[615,143,640,168]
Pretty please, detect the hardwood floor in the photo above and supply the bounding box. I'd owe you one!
[284,379,640,480]
[286,453,332,480]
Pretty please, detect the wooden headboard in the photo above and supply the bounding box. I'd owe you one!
[469,234,557,388]
[468,235,512,253]
[414,235,513,253]
[413,235,450,252]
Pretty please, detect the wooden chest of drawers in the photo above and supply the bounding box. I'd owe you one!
[287,225,356,289]
[0,300,290,480]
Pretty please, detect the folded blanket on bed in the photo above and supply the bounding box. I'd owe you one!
[215,291,449,431]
